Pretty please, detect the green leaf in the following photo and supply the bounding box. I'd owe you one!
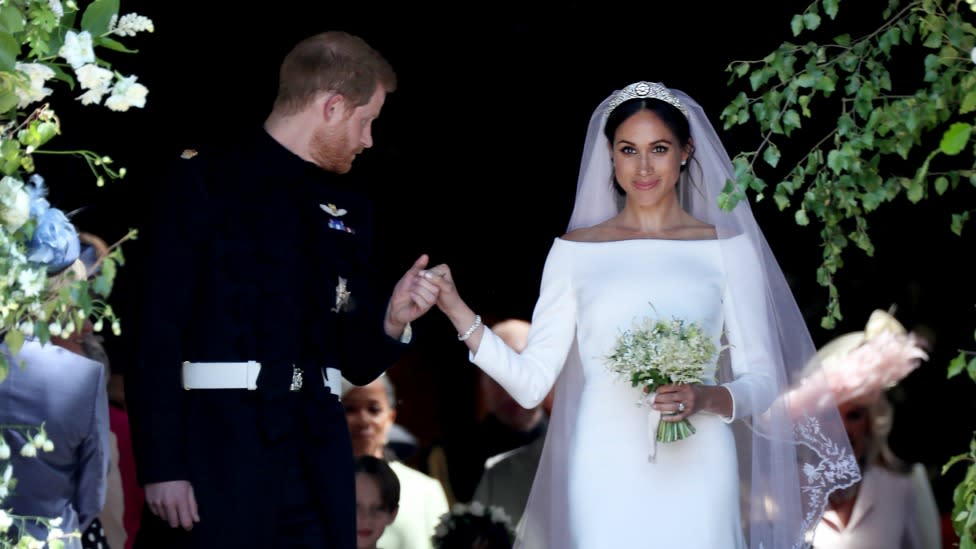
[791,14,804,36]
[962,91,976,115]
[803,13,822,31]
[822,0,839,19]
[763,143,781,168]
[795,208,810,226]
[4,327,24,356]
[80,0,119,35]
[949,353,968,378]
[0,5,24,34]
[0,88,19,115]
[906,179,925,202]
[941,123,972,156]
[96,35,137,54]
[951,212,969,236]
[0,30,20,71]
[935,176,949,195]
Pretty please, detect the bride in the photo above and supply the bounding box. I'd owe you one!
[422,81,861,549]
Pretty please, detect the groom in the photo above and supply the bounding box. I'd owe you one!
[125,31,439,548]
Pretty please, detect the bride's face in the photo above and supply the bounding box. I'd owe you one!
[343,380,396,458]
[611,109,689,207]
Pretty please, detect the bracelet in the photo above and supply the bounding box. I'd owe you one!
[457,314,482,342]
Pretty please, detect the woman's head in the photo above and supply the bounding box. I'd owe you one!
[603,87,693,203]
[343,375,397,457]
[355,455,400,549]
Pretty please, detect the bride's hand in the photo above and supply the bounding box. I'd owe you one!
[421,264,463,314]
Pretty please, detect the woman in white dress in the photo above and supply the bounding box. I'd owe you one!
[422,82,862,549]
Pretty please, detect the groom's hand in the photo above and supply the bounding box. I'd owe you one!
[385,254,440,338]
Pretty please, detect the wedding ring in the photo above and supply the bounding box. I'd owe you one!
[677,402,686,413]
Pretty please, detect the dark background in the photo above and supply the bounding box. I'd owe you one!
[41,0,976,516]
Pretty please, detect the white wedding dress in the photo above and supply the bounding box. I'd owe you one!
[471,236,778,549]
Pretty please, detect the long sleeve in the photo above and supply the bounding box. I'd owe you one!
[907,462,942,549]
[471,241,576,409]
[332,196,410,386]
[74,361,110,530]
[719,236,778,422]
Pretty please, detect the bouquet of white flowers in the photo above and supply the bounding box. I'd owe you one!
[606,309,722,446]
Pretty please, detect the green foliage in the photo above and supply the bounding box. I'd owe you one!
[0,1,150,547]
[721,0,976,330]
[0,0,150,380]
[722,0,976,543]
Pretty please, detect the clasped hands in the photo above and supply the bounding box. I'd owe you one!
[386,256,469,337]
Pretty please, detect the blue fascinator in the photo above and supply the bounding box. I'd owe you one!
[25,174,81,273]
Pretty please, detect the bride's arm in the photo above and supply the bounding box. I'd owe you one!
[425,241,577,408]
[718,237,779,421]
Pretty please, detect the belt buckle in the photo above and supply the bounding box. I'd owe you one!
[290,366,303,392]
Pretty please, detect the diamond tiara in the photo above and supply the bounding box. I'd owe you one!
[605,81,689,119]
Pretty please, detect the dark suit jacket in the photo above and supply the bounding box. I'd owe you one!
[126,129,408,548]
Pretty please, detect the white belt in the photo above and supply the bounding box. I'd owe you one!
[182,361,343,398]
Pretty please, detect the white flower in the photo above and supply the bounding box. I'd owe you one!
[42,439,54,452]
[0,176,31,231]
[47,0,63,18]
[971,46,976,65]
[105,74,148,111]
[20,443,36,457]
[0,509,12,532]
[17,267,44,298]
[58,30,95,69]
[49,517,62,527]
[76,63,113,91]
[14,62,55,108]
[468,501,485,516]
[46,528,64,541]
[0,440,10,459]
[109,13,154,36]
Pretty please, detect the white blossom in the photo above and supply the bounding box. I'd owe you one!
[971,46,976,65]
[0,176,31,231]
[47,0,63,18]
[0,509,12,532]
[109,13,154,36]
[105,75,148,111]
[78,87,109,106]
[58,30,95,69]
[18,268,44,298]
[14,62,55,108]
[0,440,9,459]
[47,527,64,541]
[76,63,113,91]
[20,443,36,457]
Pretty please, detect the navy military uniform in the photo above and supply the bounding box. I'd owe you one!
[126,128,409,548]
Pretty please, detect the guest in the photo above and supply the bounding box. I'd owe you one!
[355,455,400,549]
[808,308,941,549]
[0,233,111,548]
[344,374,449,548]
